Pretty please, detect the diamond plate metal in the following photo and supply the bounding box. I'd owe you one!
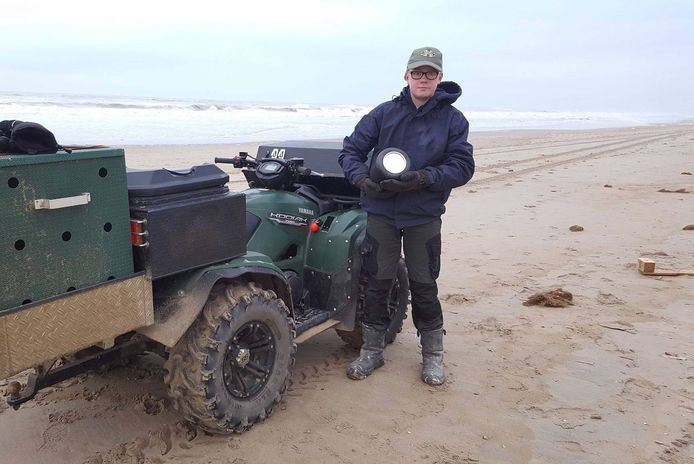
[0,274,153,379]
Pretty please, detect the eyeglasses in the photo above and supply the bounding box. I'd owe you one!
[409,70,440,80]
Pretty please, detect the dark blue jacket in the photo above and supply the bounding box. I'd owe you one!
[338,81,475,227]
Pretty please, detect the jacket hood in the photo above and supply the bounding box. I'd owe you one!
[435,81,462,104]
[399,81,462,111]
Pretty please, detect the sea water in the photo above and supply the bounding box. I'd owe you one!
[0,92,688,145]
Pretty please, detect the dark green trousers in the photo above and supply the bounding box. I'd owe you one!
[361,215,443,332]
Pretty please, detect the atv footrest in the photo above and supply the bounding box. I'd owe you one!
[294,308,331,336]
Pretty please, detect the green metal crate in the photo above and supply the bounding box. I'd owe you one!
[1,148,134,312]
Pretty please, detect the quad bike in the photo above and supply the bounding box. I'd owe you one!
[0,142,408,434]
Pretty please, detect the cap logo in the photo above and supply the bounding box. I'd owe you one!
[420,49,437,57]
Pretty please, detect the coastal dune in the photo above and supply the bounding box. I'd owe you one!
[1,123,693,464]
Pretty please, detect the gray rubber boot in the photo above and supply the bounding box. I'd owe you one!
[346,325,386,380]
[420,329,446,385]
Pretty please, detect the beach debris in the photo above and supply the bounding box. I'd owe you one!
[569,225,584,232]
[663,352,687,361]
[638,258,694,276]
[5,381,21,397]
[681,172,692,175]
[523,288,573,307]
[657,188,690,193]
[603,184,613,188]
[576,360,595,366]
[599,322,637,334]
[683,224,694,230]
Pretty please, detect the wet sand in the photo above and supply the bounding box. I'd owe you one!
[1,122,693,463]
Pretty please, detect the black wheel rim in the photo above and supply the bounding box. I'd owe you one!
[223,321,276,399]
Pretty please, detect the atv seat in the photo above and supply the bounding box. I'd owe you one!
[293,184,339,216]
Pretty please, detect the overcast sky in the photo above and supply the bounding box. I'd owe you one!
[2,0,693,113]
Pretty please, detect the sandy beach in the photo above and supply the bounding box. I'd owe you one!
[1,122,693,464]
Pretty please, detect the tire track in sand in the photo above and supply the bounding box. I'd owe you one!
[471,130,688,186]
[286,345,355,397]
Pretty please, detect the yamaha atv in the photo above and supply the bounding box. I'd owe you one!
[163,142,409,433]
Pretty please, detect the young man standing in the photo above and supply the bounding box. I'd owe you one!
[338,46,474,385]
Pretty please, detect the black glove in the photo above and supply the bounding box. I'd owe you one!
[355,176,393,199]
[380,170,430,192]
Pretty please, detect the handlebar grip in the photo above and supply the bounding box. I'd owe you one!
[214,157,237,164]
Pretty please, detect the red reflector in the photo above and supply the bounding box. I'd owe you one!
[130,219,142,234]
[309,221,320,233]
[129,219,148,246]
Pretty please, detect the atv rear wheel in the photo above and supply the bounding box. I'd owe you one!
[164,282,296,434]
[336,259,409,349]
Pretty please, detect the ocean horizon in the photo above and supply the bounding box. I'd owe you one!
[1,92,690,145]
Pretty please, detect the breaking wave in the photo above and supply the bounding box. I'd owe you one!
[0,92,688,145]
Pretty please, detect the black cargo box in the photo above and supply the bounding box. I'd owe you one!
[128,164,245,279]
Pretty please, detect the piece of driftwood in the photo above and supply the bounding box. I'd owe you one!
[637,258,694,276]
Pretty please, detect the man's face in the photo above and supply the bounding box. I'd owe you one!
[404,65,442,103]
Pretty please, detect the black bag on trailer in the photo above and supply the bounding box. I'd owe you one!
[0,120,67,155]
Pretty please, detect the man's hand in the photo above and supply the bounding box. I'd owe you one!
[380,170,430,192]
[355,176,392,198]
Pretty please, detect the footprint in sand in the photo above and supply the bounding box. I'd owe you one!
[441,293,472,305]
[620,377,660,401]
[83,423,188,463]
[658,188,690,193]
[596,292,625,305]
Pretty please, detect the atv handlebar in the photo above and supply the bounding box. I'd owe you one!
[215,155,311,175]
[214,157,238,164]
[295,165,312,176]
[215,154,314,190]
[214,155,258,169]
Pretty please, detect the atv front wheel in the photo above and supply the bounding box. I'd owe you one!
[336,259,409,349]
[165,282,296,434]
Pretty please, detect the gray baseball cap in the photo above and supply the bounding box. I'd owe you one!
[407,47,443,71]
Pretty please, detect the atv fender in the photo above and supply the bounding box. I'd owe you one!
[304,209,366,331]
[137,252,292,348]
